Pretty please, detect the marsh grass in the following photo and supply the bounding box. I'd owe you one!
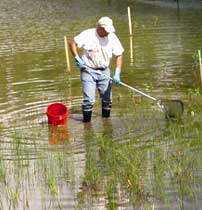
[76,108,202,209]
[0,154,6,184]
[1,98,202,210]
[80,132,150,209]
[47,174,57,195]
[0,126,65,209]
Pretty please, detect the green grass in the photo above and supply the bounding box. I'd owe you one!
[75,112,202,209]
[1,99,202,210]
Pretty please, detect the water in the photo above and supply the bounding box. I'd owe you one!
[0,0,202,209]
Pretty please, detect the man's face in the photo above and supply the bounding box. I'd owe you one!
[97,26,109,37]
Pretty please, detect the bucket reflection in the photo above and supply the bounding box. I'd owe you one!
[48,124,69,145]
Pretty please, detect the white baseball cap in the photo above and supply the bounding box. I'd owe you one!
[97,16,115,33]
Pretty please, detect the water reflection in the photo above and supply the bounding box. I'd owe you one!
[129,35,134,66]
[48,124,70,145]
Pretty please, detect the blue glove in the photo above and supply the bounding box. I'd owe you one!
[74,55,86,70]
[113,68,121,84]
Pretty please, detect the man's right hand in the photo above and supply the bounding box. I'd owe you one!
[74,55,86,70]
[113,68,121,84]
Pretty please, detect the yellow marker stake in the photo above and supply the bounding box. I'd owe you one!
[128,7,134,65]
[130,35,134,65]
[64,36,71,72]
[127,6,133,36]
[198,50,202,84]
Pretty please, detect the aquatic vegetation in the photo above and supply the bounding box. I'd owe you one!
[47,175,57,195]
[0,154,6,184]
[80,133,149,208]
[1,90,202,210]
[0,123,4,133]
[0,101,202,210]
[0,0,201,209]
[152,16,159,26]
[188,87,202,96]
[74,112,202,209]
[187,94,202,116]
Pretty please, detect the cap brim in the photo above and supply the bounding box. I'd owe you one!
[104,25,115,33]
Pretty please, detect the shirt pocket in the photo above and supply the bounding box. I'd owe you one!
[83,41,96,52]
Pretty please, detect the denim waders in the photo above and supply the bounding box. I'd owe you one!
[81,68,112,122]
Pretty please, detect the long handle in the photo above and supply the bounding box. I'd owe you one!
[84,68,157,102]
[119,81,157,101]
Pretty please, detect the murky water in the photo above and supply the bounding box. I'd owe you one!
[1,0,202,209]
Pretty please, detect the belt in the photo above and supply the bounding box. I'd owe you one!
[87,66,107,71]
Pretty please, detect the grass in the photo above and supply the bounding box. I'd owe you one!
[47,174,57,195]
[74,109,202,209]
[79,131,152,208]
[0,154,6,184]
[1,99,202,210]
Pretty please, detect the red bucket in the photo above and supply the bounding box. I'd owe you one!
[46,103,69,126]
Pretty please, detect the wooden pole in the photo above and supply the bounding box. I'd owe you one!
[128,7,134,65]
[64,36,71,72]
[127,6,133,36]
[198,50,202,84]
[130,35,134,65]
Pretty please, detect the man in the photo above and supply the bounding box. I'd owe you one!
[68,16,124,122]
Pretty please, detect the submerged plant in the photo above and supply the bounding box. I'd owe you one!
[6,187,20,210]
[47,175,57,195]
[81,132,150,209]
[0,154,5,184]
[188,87,202,96]
[106,182,117,210]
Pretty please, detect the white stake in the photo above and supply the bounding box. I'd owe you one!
[198,50,202,84]
[64,36,71,72]
[127,6,133,36]
[130,35,134,65]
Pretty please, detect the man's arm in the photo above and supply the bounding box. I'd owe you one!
[68,39,78,57]
[113,54,123,84]
[68,38,86,70]
[115,55,123,69]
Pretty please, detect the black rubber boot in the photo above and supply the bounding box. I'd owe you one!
[102,109,110,118]
[83,111,92,123]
